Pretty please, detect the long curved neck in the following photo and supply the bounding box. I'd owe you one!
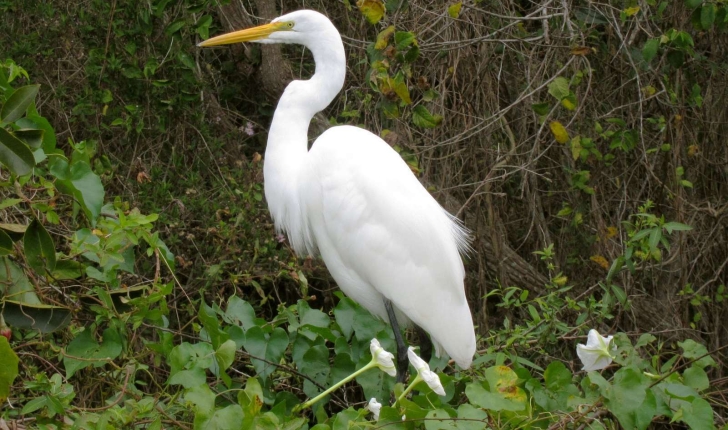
[266,32,346,160]
[263,24,345,254]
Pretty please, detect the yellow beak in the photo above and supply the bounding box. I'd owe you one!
[198,22,288,47]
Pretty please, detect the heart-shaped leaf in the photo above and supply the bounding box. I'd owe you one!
[24,219,56,274]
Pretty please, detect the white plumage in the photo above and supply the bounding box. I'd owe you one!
[200,10,476,369]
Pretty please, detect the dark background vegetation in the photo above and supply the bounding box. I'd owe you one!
[1,0,727,426]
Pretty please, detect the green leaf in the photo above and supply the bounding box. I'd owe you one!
[606,256,624,282]
[238,377,264,416]
[20,396,47,415]
[677,397,715,430]
[412,105,443,128]
[610,367,647,409]
[447,2,463,18]
[635,333,656,348]
[685,0,703,8]
[466,366,527,411]
[0,337,19,403]
[298,300,331,329]
[357,0,386,24]
[531,102,550,115]
[51,259,85,280]
[683,365,709,391]
[678,339,716,368]
[49,157,105,223]
[642,38,660,63]
[0,257,40,304]
[196,15,213,39]
[242,326,289,380]
[64,327,123,378]
[648,228,661,252]
[0,127,35,176]
[717,7,728,31]
[185,384,215,419]
[663,222,692,234]
[544,361,572,391]
[225,296,257,331]
[547,77,570,100]
[199,301,227,349]
[168,368,206,389]
[0,230,13,256]
[177,52,196,70]
[14,129,44,149]
[2,300,71,333]
[298,344,331,399]
[631,228,654,241]
[197,404,244,429]
[667,50,685,68]
[594,368,653,430]
[333,297,357,339]
[424,409,455,430]
[24,219,56,273]
[215,339,237,373]
[1,84,40,124]
[165,19,186,36]
[394,31,416,51]
[0,198,22,210]
[456,404,489,429]
[570,136,582,160]
[700,3,716,29]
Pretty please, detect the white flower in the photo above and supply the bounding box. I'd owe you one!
[240,121,255,136]
[370,339,397,377]
[576,329,616,371]
[366,398,381,420]
[407,346,446,396]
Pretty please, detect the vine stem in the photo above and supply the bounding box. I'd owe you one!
[395,374,422,407]
[297,360,377,411]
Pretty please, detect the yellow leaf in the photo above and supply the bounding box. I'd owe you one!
[357,0,385,24]
[447,2,462,18]
[590,255,609,270]
[375,25,395,50]
[561,97,576,111]
[688,144,699,157]
[643,85,656,96]
[570,46,591,56]
[624,6,640,16]
[570,136,582,160]
[605,226,618,239]
[392,77,411,105]
[553,275,568,286]
[549,121,569,144]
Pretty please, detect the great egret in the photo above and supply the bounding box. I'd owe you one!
[199,10,476,377]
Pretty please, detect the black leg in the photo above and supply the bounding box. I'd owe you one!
[384,298,408,383]
[415,325,433,363]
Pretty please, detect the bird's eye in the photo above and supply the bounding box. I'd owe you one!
[286,22,294,29]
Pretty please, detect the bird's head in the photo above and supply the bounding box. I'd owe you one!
[198,10,335,48]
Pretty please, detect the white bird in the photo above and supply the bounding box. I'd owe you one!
[199,10,476,375]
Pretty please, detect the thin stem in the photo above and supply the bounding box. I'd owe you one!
[299,361,376,410]
[395,374,422,406]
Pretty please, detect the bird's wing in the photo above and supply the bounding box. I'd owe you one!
[302,126,475,368]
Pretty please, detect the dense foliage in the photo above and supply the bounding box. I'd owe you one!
[0,0,726,428]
